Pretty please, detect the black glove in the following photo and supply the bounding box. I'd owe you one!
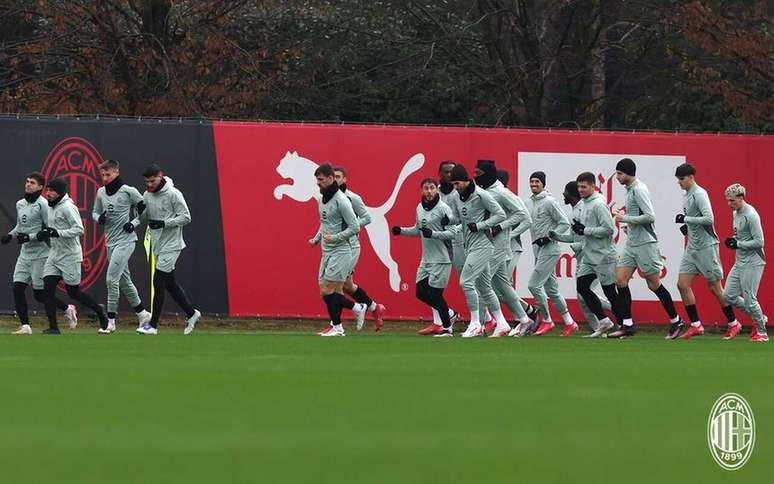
[123,222,135,233]
[680,224,688,236]
[725,237,738,250]
[391,226,401,236]
[467,222,478,233]
[136,201,146,215]
[36,229,50,241]
[441,214,450,227]
[548,230,556,239]
[675,213,685,224]
[421,227,433,238]
[571,219,585,235]
[16,233,30,244]
[97,211,107,225]
[1,234,11,245]
[533,236,551,247]
[46,227,59,238]
[491,225,502,237]
[148,220,165,229]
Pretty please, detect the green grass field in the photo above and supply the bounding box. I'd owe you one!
[0,324,770,484]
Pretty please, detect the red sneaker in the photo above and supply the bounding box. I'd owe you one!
[484,321,497,336]
[317,324,333,336]
[750,326,758,340]
[560,322,578,337]
[723,323,742,340]
[751,332,769,342]
[373,304,386,332]
[418,323,444,336]
[533,321,555,336]
[678,324,704,339]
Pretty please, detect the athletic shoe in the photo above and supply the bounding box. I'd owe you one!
[508,322,526,337]
[42,327,60,335]
[97,328,111,335]
[483,321,497,336]
[587,319,614,338]
[136,324,158,335]
[525,318,540,335]
[607,325,636,338]
[318,324,333,336]
[354,304,367,331]
[137,310,152,327]
[722,323,742,340]
[449,311,460,325]
[526,304,538,321]
[678,324,704,339]
[665,319,685,340]
[320,325,345,337]
[184,309,201,335]
[461,323,483,338]
[65,304,77,329]
[107,320,117,333]
[560,322,578,337]
[751,332,769,342]
[750,326,758,340]
[488,324,511,338]
[373,304,386,332]
[433,329,453,338]
[533,321,555,336]
[13,325,32,335]
[418,323,444,336]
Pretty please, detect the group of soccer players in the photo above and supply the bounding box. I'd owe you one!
[313,157,768,341]
[3,161,201,335]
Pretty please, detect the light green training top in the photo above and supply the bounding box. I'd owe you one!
[399,198,454,264]
[9,194,50,260]
[93,183,144,248]
[682,183,719,250]
[733,202,765,266]
[621,179,658,247]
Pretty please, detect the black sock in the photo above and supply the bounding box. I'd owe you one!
[151,271,168,328]
[722,305,736,323]
[322,294,342,325]
[65,285,107,329]
[164,271,195,318]
[685,304,700,323]
[352,287,373,307]
[617,285,632,319]
[426,286,451,328]
[652,284,678,319]
[339,296,355,310]
[577,275,606,320]
[108,312,117,319]
[600,284,622,322]
[415,279,434,306]
[42,276,60,329]
[133,303,145,313]
[13,282,29,325]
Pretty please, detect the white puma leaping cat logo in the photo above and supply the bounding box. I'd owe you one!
[274,151,425,292]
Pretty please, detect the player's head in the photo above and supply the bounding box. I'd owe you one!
[142,164,164,192]
[45,178,68,203]
[474,159,497,189]
[25,172,45,194]
[529,171,546,194]
[100,159,121,186]
[674,163,696,191]
[576,172,596,199]
[450,165,471,192]
[438,160,456,183]
[615,158,636,185]
[314,163,337,191]
[725,183,746,210]
[563,181,580,206]
[420,177,438,202]
[496,169,509,188]
[332,166,347,187]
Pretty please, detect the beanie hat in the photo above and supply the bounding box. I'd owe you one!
[450,165,470,182]
[46,178,68,196]
[529,171,546,186]
[615,158,636,176]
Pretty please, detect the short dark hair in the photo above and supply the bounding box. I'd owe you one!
[420,177,437,187]
[100,159,120,171]
[438,160,456,171]
[314,163,335,177]
[26,171,45,186]
[332,165,347,176]
[674,163,696,177]
[576,172,596,185]
[142,164,162,178]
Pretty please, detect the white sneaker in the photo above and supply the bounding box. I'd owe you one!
[588,319,614,338]
[433,330,453,338]
[137,310,152,327]
[136,324,158,335]
[320,325,345,337]
[107,320,116,333]
[65,304,78,329]
[461,323,483,338]
[509,321,529,337]
[13,324,32,335]
[354,304,367,331]
[97,328,111,335]
[489,323,511,338]
[184,309,201,335]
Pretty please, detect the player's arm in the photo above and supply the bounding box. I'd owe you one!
[476,190,505,230]
[131,194,149,229]
[91,191,104,223]
[510,197,532,238]
[583,205,615,238]
[550,199,571,237]
[738,213,764,250]
[8,203,21,236]
[495,191,522,230]
[330,198,360,243]
[164,190,192,228]
[622,188,655,225]
[129,186,146,214]
[684,192,714,226]
[57,204,84,238]
[351,195,372,227]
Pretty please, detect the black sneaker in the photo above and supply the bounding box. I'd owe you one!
[42,327,61,335]
[665,320,685,340]
[526,304,538,321]
[607,325,636,338]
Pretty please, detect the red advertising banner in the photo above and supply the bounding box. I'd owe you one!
[214,122,772,325]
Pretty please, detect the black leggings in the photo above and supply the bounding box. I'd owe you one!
[12,282,69,325]
[150,270,195,328]
[577,274,621,322]
[43,276,106,329]
[416,278,451,328]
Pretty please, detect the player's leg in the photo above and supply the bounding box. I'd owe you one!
[615,259,636,322]
[11,257,32,333]
[528,249,553,331]
[427,263,454,334]
[31,257,75,328]
[459,248,491,336]
[740,265,767,341]
[701,245,737,328]
[60,262,108,333]
[675,247,705,339]
[415,275,440,335]
[491,257,532,337]
[156,250,200,335]
[473,250,510,337]
[41,273,62,333]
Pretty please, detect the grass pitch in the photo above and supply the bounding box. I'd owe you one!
[0,323,770,484]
